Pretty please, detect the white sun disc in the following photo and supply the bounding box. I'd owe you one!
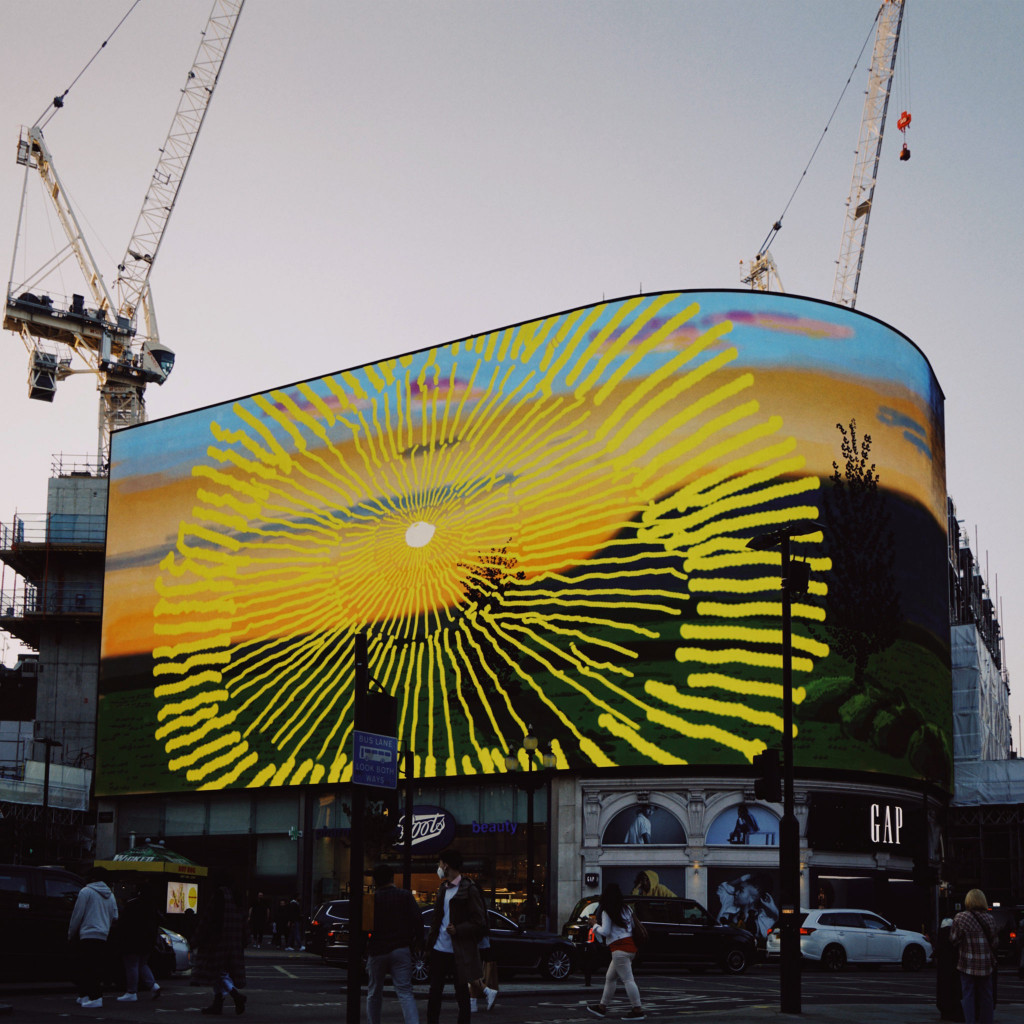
[405,521,436,548]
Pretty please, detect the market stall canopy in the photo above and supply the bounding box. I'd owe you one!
[95,842,207,877]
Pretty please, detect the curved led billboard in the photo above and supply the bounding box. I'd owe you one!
[97,290,950,795]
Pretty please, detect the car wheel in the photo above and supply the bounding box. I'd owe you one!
[411,951,429,984]
[901,944,926,972]
[721,945,750,975]
[821,944,847,971]
[541,947,573,981]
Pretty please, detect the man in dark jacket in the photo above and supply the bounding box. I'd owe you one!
[69,865,119,1009]
[366,864,422,1024]
[116,883,162,1002]
[426,849,486,1024]
[193,885,247,1016]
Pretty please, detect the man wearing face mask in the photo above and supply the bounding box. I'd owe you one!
[425,849,487,1024]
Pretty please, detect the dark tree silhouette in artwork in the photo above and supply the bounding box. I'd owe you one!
[820,419,902,692]
[453,545,537,734]
[458,545,525,618]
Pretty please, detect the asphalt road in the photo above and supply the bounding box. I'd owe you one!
[2,950,1022,1022]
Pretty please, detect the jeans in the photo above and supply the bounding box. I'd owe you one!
[427,949,470,1024]
[367,946,420,1024]
[960,971,994,1024]
[214,971,238,997]
[122,952,156,994]
[600,949,641,1010]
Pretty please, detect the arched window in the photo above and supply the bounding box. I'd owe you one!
[601,803,686,846]
[706,803,779,846]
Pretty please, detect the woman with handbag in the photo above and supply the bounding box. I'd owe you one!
[949,889,998,1024]
[586,883,645,1021]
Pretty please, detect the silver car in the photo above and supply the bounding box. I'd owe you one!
[765,909,931,971]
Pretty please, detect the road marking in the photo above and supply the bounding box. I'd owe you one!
[274,964,299,978]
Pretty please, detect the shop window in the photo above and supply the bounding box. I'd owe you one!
[601,803,686,846]
[706,803,779,846]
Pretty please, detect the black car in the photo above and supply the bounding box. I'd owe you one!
[322,904,576,981]
[0,863,84,979]
[563,895,755,974]
[308,899,351,957]
[985,906,1023,964]
[411,908,575,982]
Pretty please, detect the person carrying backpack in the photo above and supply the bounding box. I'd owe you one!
[949,889,998,1024]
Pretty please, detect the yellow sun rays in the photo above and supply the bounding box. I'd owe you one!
[151,295,824,788]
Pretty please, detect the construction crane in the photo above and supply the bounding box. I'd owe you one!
[4,0,244,465]
[742,0,907,308]
[832,0,905,308]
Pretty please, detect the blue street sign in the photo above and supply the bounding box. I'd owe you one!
[352,729,398,789]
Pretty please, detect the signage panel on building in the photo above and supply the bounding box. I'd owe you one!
[806,794,923,854]
[97,290,950,795]
[392,805,456,855]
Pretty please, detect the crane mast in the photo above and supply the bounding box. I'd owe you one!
[116,0,243,329]
[4,0,244,466]
[832,0,905,309]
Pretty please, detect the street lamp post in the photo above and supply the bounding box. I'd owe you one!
[505,729,555,928]
[747,525,812,1015]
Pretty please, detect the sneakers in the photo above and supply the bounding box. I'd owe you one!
[151,983,162,999]
[484,986,498,1011]
[469,997,478,1012]
[117,992,138,1002]
[620,1010,646,1021]
[587,1006,607,1018]
[80,998,103,1008]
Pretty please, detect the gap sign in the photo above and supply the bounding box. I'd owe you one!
[352,730,398,789]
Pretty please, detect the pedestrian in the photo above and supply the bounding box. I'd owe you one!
[935,916,964,1022]
[285,893,304,950]
[426,848,487,1024]
[272,897,288,949]
[247,891,270,949]
[193,884,248,1016]
[116,882,162,1002]
[586,882,645,1021]
[468,876,498,1012]
[68,865,119,1009]
[949,888,998,1024]
[366,863,422,1024]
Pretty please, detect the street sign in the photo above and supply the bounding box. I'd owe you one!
[352,729,398,789]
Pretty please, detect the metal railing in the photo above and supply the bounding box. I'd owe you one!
[51,452,104,478]
[0,512,106,547]
[1,579,102,616]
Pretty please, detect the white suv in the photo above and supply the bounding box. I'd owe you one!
[765,909,931,971]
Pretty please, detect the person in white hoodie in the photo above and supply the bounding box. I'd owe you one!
[68,865,119,1009]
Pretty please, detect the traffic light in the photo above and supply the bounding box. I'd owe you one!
[753,748,781,802]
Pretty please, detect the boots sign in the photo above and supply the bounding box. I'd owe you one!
[392,805,456,855]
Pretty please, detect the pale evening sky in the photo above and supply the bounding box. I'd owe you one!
[2,0,1022,743]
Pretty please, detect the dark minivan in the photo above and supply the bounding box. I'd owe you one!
[563,895,755,974]
[0,863,84,978]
